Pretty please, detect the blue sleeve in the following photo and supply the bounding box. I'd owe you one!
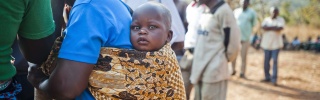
[75,88,95,100]
[58,4,110,64]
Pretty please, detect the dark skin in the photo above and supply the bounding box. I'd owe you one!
[241,0,249,11]
[51,0,75,37]
[173,0,188,31]
[27,0,96,99]
[197,0,221,9]
[19,0,68,65]
[171,42,184,55]
[172,0,187,56]
[19,34,55,65]
[18,0,76,99]
[19,34,55,98]
[262,8,283,31]
[28,59,93,99]
[131,3,173,51]
[169,0,186,56]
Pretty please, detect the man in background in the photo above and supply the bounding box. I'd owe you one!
[179,0,204,99]
[232,0,257,78]
[190,0,241,99]
[260,7,285,86]
[174,0,189,31]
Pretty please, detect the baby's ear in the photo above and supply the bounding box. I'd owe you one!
[166,30,173,43]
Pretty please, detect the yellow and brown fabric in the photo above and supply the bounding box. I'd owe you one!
[90,43,186,100]
[41,36,186,100]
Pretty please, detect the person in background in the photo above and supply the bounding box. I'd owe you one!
[316,36,320,43]
[291,36,301,50]
[302,36,312,50]
[174,0,189,31]
[51,0,75,37]
[179,0,205,99]
[260,7,285,86]
[232,0,257,78]
[315,36,320,53]
[252,33,259,46]
[282,34,289,50]
[0,0,55,99]
[190,0,241,99]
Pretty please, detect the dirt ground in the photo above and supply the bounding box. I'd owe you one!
[189,47,320,100]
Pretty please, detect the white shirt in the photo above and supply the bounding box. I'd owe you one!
[123,0,186,44]
[184,1,205,49]
[261,16,285,50]
[190,3,241,84]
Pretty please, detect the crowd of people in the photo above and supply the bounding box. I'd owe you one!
[1,0,315,99]
[282,35,320,52]
[253,34,320,52]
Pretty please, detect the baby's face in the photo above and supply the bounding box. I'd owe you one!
[130,11,171,51]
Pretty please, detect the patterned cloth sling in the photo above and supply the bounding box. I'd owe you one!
[41,36,186,100]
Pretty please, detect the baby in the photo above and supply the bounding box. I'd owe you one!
[130,2,173,51]
[88,2,186,99]
[40,2,186,100]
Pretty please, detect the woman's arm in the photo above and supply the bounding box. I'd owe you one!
[28,59,93,99]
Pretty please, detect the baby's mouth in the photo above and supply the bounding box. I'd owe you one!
[137,37,149,44]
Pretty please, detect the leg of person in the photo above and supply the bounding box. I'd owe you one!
[200,80,228,100]
[271,49,280,85]
[263,50,272,82]
[181,70,192,100]
[240,41,250,77]
[179,50,193,99]
[231,57,237,76]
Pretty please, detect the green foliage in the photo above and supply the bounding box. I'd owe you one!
[228,0,320,27]
[279,0,320,27]
[279,2,291,24]
[297,0,320,27]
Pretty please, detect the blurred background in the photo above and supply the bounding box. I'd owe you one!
[187,0,320,41]
[183,0,320,100]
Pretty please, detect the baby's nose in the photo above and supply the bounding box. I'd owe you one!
[139,29,147,35]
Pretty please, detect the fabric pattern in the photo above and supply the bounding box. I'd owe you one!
[90,44,186,99]
[0,80,22,100]
[41,36,186,100]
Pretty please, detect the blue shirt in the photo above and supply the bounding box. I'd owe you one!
[58,0,133,99]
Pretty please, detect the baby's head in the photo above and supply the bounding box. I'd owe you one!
[130,2,173,51]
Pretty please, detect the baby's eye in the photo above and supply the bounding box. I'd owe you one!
[131,26,140,30]
[149,25,157,29]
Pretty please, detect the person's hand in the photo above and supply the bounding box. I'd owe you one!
[27,63,48,89]
[11,60,15,64]
[11,56,15,64]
